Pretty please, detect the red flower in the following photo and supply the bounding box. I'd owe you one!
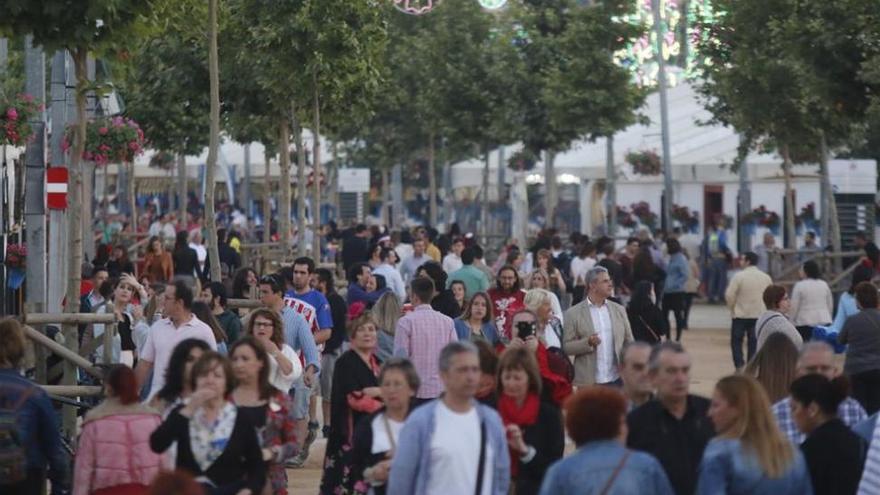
[99,127,109,135]
[6,108,17,121]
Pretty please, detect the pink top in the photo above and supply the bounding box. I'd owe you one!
[393,304,457,399]
[140,314,217,399]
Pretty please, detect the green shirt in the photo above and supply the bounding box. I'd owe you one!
[446,265,490,298]
[216,308,243,343]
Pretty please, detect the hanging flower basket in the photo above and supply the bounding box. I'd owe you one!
[616,205,637,229]
[64,116,146,166]
[672,204,700,233]
[149,150,175,170]
[4,243,26,269]
[0,94,41,146]
[625,149,662,176]
[630,201,658,230]
[796,202,818,232]
[507,149,538,171]
[742,205,780,230]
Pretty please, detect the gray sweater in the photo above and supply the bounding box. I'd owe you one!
[839,309,880,375]
[755,310,803,352]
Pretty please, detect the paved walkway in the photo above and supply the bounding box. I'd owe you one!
[286,303,737,493]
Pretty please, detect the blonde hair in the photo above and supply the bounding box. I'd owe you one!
[526,269,550,289]
[348,311,379,340]
[714,375,794,478]
[373,291,401,336]
[524,288,553,315]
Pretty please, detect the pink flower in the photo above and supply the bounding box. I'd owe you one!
[99,144,111,152]
[128,141,140,151]
[6,108,18,121]
[99,127,108,135]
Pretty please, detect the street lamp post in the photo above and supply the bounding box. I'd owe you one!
[652,0,674,233]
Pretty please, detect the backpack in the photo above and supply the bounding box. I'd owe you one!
[0,387,34,485]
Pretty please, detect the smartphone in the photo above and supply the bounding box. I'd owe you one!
[516,321,535,340]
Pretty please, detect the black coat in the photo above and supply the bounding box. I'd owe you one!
[515,402,566,495]
[627,304,669,343]
[328,350,380,454]
[801,418,866,495]
[431,290,462,319]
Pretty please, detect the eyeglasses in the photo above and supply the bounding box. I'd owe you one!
[253,321,274,328]
[260,274,278,285]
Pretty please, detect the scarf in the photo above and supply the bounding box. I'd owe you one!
[497,392,540,477]
[189,401,238,473]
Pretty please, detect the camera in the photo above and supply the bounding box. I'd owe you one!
[516,320,536,340]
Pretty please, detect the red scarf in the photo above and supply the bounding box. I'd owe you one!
[535,342,573,406]
[497,392,540,477]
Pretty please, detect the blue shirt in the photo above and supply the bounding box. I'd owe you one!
[280,306,321,373]
[695,438,813,495]
[829,292,859,335]
[664,253,689,293]
[284,289,333,331]
[453,318,501,346]
[539,440,673,495]
[346,282,388,306]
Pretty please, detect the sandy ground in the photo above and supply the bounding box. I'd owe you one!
[285,303,738,494]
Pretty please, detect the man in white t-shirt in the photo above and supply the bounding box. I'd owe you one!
[135,280,217,399]
[388,341,510,495]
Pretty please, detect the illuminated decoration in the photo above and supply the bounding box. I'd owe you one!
[613,0,720,88]
[478,0,508,9]
[394,0,439,15]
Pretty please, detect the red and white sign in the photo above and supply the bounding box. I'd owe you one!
[46,167,68,210]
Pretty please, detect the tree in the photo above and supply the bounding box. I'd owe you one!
[205,0,221,281]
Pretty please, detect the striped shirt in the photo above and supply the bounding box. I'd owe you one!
[393,304,457,399]
[773,396,866,444]
[280,306,321,373]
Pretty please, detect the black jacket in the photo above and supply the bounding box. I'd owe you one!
[431,290,462,319]
[627,395,715,495]
[515,401,566,495]
[801,418,866,495]
[627,304,668,343]
[172,246,199,277]
[342,235,370,272]
[324,291,348,354]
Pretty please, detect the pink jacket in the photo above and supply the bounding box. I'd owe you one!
[73,400,170,495]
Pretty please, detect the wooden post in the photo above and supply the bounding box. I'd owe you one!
[22,325,103,379]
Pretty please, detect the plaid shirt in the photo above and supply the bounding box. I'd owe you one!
[772,396,867,444]
[393,304,457,399]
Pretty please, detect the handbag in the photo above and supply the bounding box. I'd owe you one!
[599,451,631,495]
[638,315,661,343]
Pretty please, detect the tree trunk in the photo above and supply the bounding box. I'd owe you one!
[428,132,437,227]
[311,85,322,259]
[329,141,339,215]
[205,0,222,282]
[293,105,307,257]
[263,147,272,244]
[381,167,390,226]
[278,118,292,257]
[819,132,842,269]
[545,150,557,228]
[65,47,88,316]
[481,146,490,244]
[782,143,796,250]
[177,152,187,228]
[128,162,136,229]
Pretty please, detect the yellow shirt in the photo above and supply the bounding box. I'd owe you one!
[725,266,772,319]
[426,243,441,262]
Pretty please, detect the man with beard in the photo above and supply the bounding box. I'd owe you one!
[488,265,526,341]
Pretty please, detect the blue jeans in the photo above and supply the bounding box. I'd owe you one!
[731,318,757,369]
[707,258,728,302]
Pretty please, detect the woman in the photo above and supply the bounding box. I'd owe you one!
[828,264,875,335]
[320,312,384,494]
[790,260,833,341]
[627,280,668,343]
[149,339,211,415]
[0,319,69,494]
[454,291,502,346]
[192,302,229,356]
[107,245,135,278]
[525,269,564,323]
[172,231,200,284]
[696,375,812,494]
[244,308,301,393]
[372,292,400,362]
[348,359,420,495]
[839,281,880,415]
[744,332,799,403]
[524,289,563,351]
[74,366,168,495]
[535,249,566,299]
[150,352,266,494]
[91,274,149,366]
[475,340,500,405]
[755,285,803,352]
[368,244,383,269]
[449,280,467,312]
[509,309,572,406]
[232,267,259,301]
[538,387,674,494]
[570,242,597,305]
[507,248,526,276]
[790,374,866,495]
[230,338,299,495]
[662,239,689,341]
[632,244,664,298]
[142,236,173,283]
[497,347,564,494]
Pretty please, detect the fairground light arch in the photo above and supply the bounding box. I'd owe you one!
[393,0,508,15]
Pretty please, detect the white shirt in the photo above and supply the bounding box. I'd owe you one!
[587,297,618,384]
[140,314,218,399]
[267,343,303,392]
[570,256,597,286]
[442,253,463,274]
[189,242,207,272]
[373,263,407,302]
[371,413,404,454]
[427,402,493,495]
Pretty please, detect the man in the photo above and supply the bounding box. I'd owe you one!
[400,238,431,284]
[563,266,634,386]
[447,247,490,297]
[346,262,388,307]
[619,341,654,412]
[416,227,442,262]
[627,342,715,495]
[442,237,465,274]
[315,267,347,438]
[394,278,458,403]
[285,257,333,346]
[135,280,217,399]
[200,281,242,342]
[373,248,407,302]
[258,274,321,466]
[488,266,527,340]
[388,341,510,495]
[701,220,730,304]
[342,224,370,273]
[841,281,880,415]
[753,232,781,278]
[80,266,109,314]
[772,341,867,444]
[724,251,772,370]
[471,244,495,284]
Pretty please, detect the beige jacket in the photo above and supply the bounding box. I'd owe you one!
[562,298,634,386]
[725,266,773,318]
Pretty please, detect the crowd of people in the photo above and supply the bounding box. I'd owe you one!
[5,219,880,495]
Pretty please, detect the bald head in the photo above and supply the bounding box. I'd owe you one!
[796,341,836,379]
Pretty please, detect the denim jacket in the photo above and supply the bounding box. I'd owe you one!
[538,440,674,495]
[454,318,501,346]
[0,369,69,487]
[664,253,689,293]
[695,438,813,495]
[387,399,510,495]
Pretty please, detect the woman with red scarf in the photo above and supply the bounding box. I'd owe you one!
[496,347,565,495]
